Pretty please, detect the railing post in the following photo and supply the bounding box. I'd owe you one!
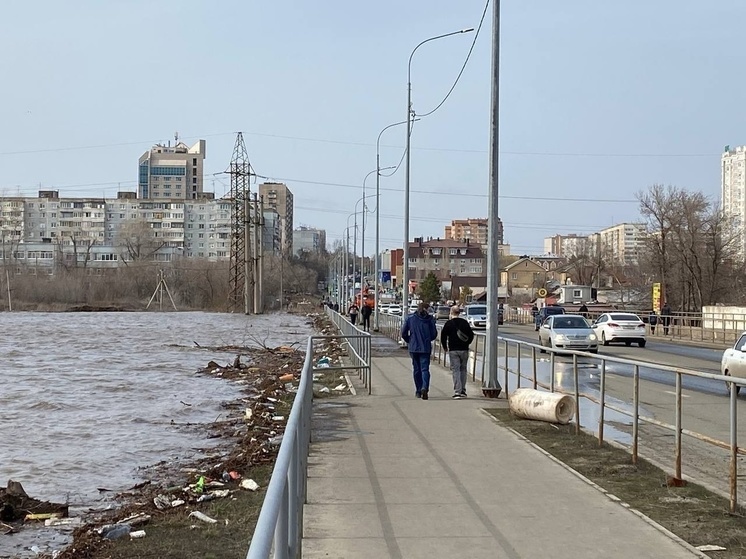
[287,437,299,557]
[503,339,509,398]
[274,482,290,559]
[516,342,522,389]
[471,336,478,382]
[573,353,580,435]
[632,364,639,465]
[531,346,537,389]
[598,359,606,446]
[550,352,555,393]
[730,379,738,513]
[481,335,486,383]
[675,372,682,479]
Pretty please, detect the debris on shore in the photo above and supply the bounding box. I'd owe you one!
[0,480,69,527]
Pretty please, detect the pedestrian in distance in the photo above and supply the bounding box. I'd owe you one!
[578,302,589,319]
[348,302,359,326]
[400,301,437,400]
[360,303,372,332]
[333,302,339,313]
[648,310,658,335]
[441,305,475,399]
[661,302,672,335]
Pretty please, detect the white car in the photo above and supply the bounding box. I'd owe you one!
[721,331,746,394]
[592,313,647,347]
[388,305,403,316]
[539,314,598,354]
[464,304,487,330]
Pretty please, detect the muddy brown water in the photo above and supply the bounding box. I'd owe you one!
[0,311,313,559]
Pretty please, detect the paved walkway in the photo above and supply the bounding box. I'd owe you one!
[301,337,702,559]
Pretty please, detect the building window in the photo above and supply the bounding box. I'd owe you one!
[511,273,517,280]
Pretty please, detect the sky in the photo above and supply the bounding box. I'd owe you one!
[0,0,742,255]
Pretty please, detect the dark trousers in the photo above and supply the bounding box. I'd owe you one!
[410,352,431,394]
[350,314,357,325]
[361,314,371,331]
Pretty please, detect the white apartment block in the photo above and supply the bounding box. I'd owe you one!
[0,191,280,273]
[722,145,746,259]
[596,223,645,264]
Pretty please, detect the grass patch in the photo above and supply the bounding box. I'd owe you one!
[486,408,746,558]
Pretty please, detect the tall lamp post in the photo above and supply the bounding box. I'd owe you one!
[361,167,394,304]
[483,1,502,397]
[374,120,410,331]
[402,28,474,320]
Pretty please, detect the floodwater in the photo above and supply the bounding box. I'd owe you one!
[0,311,313,558]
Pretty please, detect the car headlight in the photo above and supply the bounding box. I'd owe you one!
[589,334,597,341]
[554,334,567,342]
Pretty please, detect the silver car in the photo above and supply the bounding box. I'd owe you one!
[539,314,598,354]
[721,331,746,394]
[464,304,487,330]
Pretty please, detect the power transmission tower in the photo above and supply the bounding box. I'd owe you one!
[228,132,254,313]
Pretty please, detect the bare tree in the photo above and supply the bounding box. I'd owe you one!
[117,219,166,265]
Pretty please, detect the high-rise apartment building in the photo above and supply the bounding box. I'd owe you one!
[597,223,645,264]
[544,233,592,257]
[138,139,206,200]
[445,217,503,247]
[293,226,326,256]
[722,145,746,259]
[259,182,293,254]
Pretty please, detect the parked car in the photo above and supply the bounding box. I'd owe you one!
[435,305,451,320]
[538,314,598,354]
[464,304,487,330]
[534,306,566,331]
[388,305,403,316]
[592,312,646,347]
[721,331,746,394]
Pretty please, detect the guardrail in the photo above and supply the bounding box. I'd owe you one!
[436,331,746,513]
[324,308,372,394]
[246,328,372,559]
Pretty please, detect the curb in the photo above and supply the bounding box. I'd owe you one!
[480,409,709,559]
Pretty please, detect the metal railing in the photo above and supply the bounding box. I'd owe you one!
[325,307,372,394]
[452,333,746,513]
[246,330,372,559]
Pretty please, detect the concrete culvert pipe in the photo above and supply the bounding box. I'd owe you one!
[509,388,575,425]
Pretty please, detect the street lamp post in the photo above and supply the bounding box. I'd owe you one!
[374,121,409,331]
[402,28,474,321]
[361,167,394,312]
[483,1,502,397]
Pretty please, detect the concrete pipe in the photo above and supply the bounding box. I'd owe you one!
[509,388,575,425]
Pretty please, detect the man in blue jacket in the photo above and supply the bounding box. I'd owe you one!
[401,301,438,400]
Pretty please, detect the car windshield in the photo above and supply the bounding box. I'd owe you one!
[609,313,640,322]
[467,306,487,315]
[545,307,564,315]
[553,316,589,329]
[438,306,450,312]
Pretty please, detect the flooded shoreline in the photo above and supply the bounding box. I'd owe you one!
[0,311,313,558]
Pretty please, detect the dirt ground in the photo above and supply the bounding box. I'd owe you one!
[486,408,746,559]
[23,311,349,559]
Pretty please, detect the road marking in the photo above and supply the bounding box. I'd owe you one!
[663,390,691,398]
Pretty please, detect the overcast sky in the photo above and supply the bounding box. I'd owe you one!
[0,1,741,254]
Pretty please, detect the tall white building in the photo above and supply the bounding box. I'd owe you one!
[597,223,645,264]
[138,139,207,200]
[722,145,746,259]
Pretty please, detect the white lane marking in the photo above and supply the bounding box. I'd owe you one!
[663,390,690,398]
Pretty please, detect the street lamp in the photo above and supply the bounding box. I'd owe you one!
[402,28,474,319]
[374,120,413,331]
[361,167,394,302]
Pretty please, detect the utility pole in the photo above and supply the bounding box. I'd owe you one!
[244,196,253,314]
[228,132,253,313]
[253,192,261,314]
[258,194,264,313]
[483,0,503,398]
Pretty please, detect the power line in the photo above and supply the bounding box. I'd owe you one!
[416,0,490,119]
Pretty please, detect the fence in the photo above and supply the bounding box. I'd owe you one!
[324,307,372,394]
[246,328,372,559]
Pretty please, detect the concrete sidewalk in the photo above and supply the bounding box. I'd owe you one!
[301,340,702,559]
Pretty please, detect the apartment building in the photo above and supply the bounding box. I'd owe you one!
[722,145,746,259]
[597,223,645,264]
[293,226,326,256]
[406,237,485,283]
[445,217,503,247]
[543,233,592,257]
[259,182,293,254]
[138,139,207,200]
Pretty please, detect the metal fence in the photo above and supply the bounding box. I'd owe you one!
[246,329,372,559]
[450,333,746,513]
[324,307,372,394]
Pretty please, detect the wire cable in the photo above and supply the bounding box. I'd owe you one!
[416,0,490,119]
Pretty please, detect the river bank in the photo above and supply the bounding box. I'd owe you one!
[20,311,348,559]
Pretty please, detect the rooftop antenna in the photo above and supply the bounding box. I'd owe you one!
[175,131,179,144]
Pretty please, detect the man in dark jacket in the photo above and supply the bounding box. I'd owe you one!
[400,301,438,400]
[441,305,475,399]
[360,303,372,332]
[661,302,672,335]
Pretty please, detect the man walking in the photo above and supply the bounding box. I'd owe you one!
[661,302,672,335]
[441,305,474,399]
[401,301,437,400]
[360,303,372,332]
